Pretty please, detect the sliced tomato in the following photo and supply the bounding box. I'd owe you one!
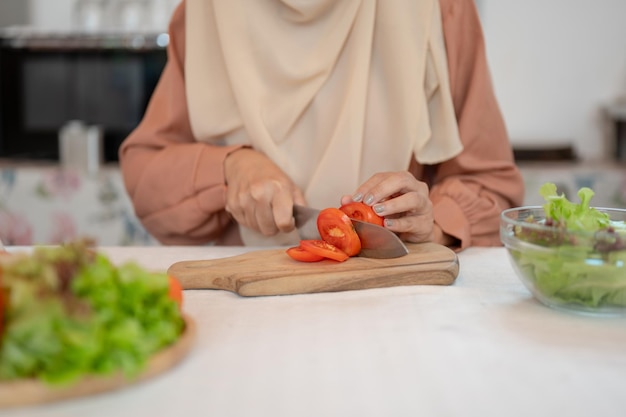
[316,208,361,257]
[168,275,184,308]
[299,239,349,262]
[286,246,325,262]
[339,202,384,226]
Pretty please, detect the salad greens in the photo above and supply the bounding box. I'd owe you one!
[0,240,184,385]
[511,183,626,311]
[539,183,612,232]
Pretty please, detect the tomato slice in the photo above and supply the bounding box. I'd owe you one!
[339,202,384,226]
[286,246,325,262]
[316,208,361,257]
[299,239,349,262]
[168,275,184,308]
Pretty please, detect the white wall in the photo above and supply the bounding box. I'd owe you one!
[28,0,73,30]
[0,0,29,27]
[481,0,626,161]
[17,0,626,162]
[26,0,180,32]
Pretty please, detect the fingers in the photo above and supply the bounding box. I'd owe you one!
[224,149,303,237]
[271,186,298,233]
[248,180,282,235]
[340,194,354,206]
[372,184,430,218]
[350,171,434,243]
[227,178,298,236]
[350,171,423,205]
[386,198,434,243]
[292,187,307,208]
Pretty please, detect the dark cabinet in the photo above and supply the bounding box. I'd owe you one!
[0,31,167,162]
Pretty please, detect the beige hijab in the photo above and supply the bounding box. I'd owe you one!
[185,0,462,246]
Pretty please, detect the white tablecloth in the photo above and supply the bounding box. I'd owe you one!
[2,246,626,417]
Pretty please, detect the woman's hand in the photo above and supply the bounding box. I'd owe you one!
[340,171,455,246]
[224,148,306,236]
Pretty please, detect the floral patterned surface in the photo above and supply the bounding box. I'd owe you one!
[0,164,158,246]
[1,162,625,246]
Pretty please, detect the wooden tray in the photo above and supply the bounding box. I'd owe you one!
[0,315,196,409]
[168,242,459,296]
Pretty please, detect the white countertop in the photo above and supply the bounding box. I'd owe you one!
[2,245,626,417]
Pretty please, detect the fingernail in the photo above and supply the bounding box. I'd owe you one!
[364,194,374,205]
[352,193,363,202]
[384,219,393,227]
[373,204,384,214]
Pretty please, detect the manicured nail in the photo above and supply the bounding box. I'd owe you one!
[373,204,384,214]
[364,194,375,205]
[384,219,393,227]
[352,193,363,202]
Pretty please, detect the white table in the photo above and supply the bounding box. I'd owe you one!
[3,246,626,417]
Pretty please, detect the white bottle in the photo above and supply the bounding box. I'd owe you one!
[59,120,103,175]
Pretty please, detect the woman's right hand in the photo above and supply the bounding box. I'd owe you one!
[223,147,306,236]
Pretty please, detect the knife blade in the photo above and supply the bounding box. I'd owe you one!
[293,205,409,259]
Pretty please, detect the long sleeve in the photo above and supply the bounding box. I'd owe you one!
[119,2,241,245]
[428,0,525,249]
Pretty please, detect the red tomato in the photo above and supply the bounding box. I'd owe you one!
[299,239,349,262]
[0,290,3,340]
[286,246,325,262]
[339,202,384,226]
[316,208,361,257]
[0,269,4,340]
[168,275,184,308]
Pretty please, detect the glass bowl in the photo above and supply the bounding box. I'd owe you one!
[500,206,626,316]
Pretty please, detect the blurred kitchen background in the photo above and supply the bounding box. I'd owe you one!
[0,0,625,246]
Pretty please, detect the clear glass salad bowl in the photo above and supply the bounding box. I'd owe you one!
[500,206,626,316]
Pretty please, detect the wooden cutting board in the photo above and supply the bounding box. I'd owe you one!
[167,242,459,297]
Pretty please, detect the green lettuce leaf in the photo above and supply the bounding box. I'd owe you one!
[539,182,611,231]
[0,242,184,385]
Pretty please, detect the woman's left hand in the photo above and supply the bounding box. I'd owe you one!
[340,171,435,244]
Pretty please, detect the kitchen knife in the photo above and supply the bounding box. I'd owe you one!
[293,205,409,259]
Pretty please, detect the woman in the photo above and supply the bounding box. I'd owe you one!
[119,0,524,250]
